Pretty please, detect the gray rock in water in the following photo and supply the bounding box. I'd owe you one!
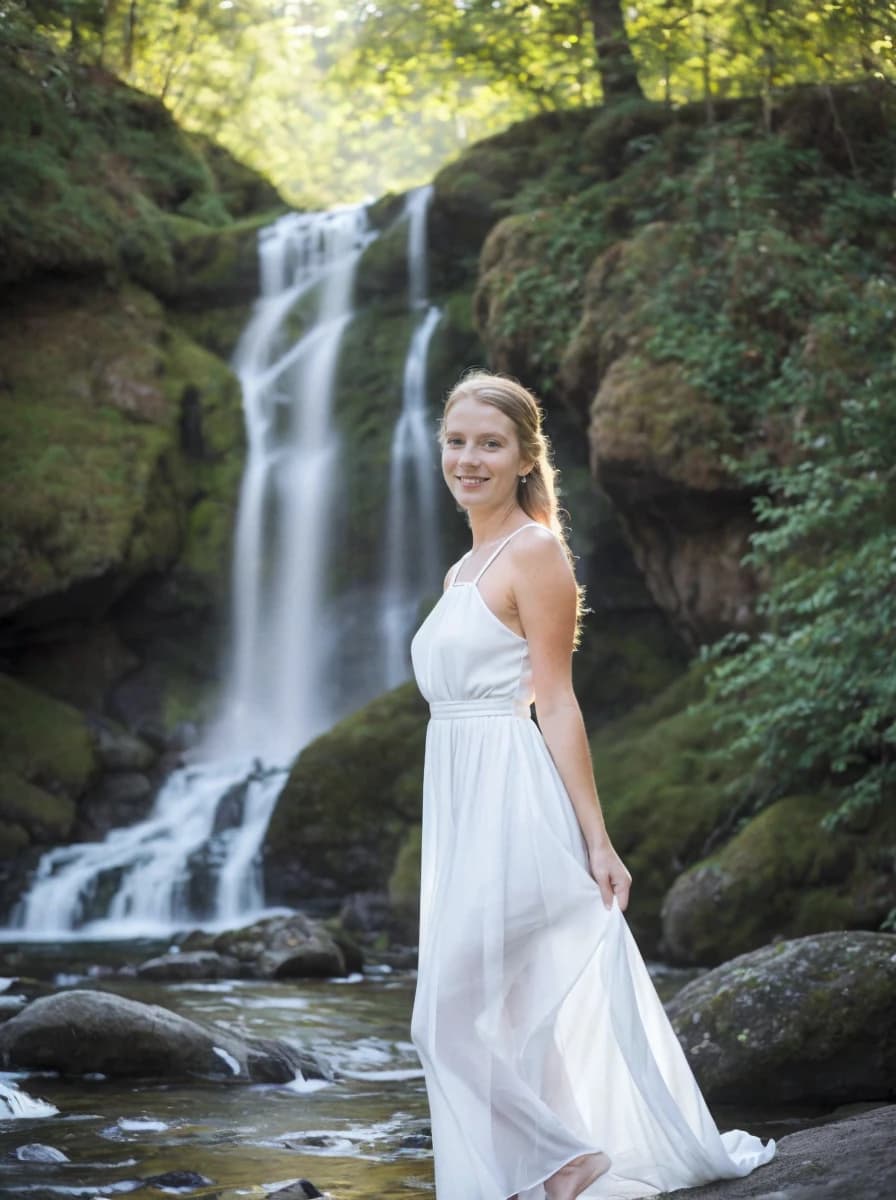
[0,989,328,1084]
[144,1169,213,1189]
[182,912,353,979]
[267,1181,324,1199]
[11,1143,69,1162]
[667,931,896,1105]
[136,950,243,981]
[656,1104,895,1199]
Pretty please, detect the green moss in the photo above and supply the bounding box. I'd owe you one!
[265,682,428,897]
[661,794,896,964]
[0,33,283,289]
[329,306,418,588]
[0,770,76,845]
[0,675,96,801]
[590,662,748,952]
[389,824,422,913]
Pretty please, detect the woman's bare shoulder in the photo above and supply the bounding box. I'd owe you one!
[510,523,572,577]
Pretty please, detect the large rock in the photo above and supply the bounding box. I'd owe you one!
[656,1104,895,1200]
[0,675,98,856]
[667,932,896,1105]
[0,989,325,1083]
[177,912,361,979]
[661,794,896,965]
[588,666,750,954]
[264,682,429,904]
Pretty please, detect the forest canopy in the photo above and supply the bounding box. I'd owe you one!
[18,0,896,205]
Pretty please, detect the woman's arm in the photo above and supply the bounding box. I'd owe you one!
[514,531,632,912]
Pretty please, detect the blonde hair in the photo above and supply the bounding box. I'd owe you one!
[439,369,587,646]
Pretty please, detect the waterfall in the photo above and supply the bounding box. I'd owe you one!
[13,209,373,937]
[381,186,442,686]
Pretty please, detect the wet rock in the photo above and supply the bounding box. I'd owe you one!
[78,770,154,839]
[656,1103,895,1200]
[144,1169,214,1190]
[400,1132,433,1149]
[135,950,242,982]
[0,989,327,1084]
[11,1143,69,1162]
[181,912,356,979]
[267,1181,324,1199]
[667,931,896,1105]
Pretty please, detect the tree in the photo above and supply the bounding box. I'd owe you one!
[589,0,644,99]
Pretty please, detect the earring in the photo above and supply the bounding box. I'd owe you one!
[519,474,528,484]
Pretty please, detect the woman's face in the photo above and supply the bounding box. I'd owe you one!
[441,395,530,514]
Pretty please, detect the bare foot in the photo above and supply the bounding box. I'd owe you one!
[544,1151,611,1200]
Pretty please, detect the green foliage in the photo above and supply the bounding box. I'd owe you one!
[16,0,896,204]
[695,273,896,828]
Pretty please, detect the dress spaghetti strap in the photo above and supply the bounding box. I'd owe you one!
[473,522,541,584]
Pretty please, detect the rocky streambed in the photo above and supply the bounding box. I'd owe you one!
[0,926,893,1199]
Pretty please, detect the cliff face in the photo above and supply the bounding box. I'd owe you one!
[472,90,890,643]
[0,32,282,876]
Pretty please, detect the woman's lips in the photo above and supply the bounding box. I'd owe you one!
[457,476,488,487]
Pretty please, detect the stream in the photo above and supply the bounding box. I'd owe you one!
[0,944,840,1200]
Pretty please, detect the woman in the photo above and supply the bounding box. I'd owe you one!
[409,371,775,1200]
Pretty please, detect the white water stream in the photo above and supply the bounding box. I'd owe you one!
[12,198,443,938]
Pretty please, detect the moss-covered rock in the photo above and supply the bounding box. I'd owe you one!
[0,31,283,290]
[661,794,896,965]
[0,674,97,852]
[666,931,896,1104]
[430,108,595,291]
[590,665,755,953]
[263,682,428,904]
[0,282,244,643]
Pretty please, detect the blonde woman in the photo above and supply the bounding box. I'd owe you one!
[409,371,774,1199]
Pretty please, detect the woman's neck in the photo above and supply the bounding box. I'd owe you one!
[468,505,530,550]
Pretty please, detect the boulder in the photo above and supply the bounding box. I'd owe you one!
[661,794,896,965]
[667,931,896,1106]
[588,666,749,953]
[655,1104,895,1200]
[263,682,428,905]
[0,989,326,1083]
[135,950,242,982]
[179,912,357,979]
[0,675,98,856]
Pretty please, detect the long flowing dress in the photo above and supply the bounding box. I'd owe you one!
[409,523,775,1200]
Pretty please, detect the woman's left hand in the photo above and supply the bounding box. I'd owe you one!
[587,843,632,913]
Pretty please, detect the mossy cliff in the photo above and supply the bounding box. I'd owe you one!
[0,25,283,872]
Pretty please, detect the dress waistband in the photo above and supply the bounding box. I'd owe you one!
[429,698,531,720]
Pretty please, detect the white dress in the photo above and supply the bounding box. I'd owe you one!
[409,523,775,1200]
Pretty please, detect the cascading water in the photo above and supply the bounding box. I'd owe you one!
[380,186,443,686]
[13,209,374,937]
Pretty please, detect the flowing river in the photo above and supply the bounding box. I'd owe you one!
[0,947,432,1199]
[0,945,820,1200]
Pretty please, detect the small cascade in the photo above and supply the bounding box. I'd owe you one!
[13,210,373,937]
[0,1077,58,1119]
[381,186,443,686]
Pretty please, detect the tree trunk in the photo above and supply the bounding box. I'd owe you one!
[588,0,644,102]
